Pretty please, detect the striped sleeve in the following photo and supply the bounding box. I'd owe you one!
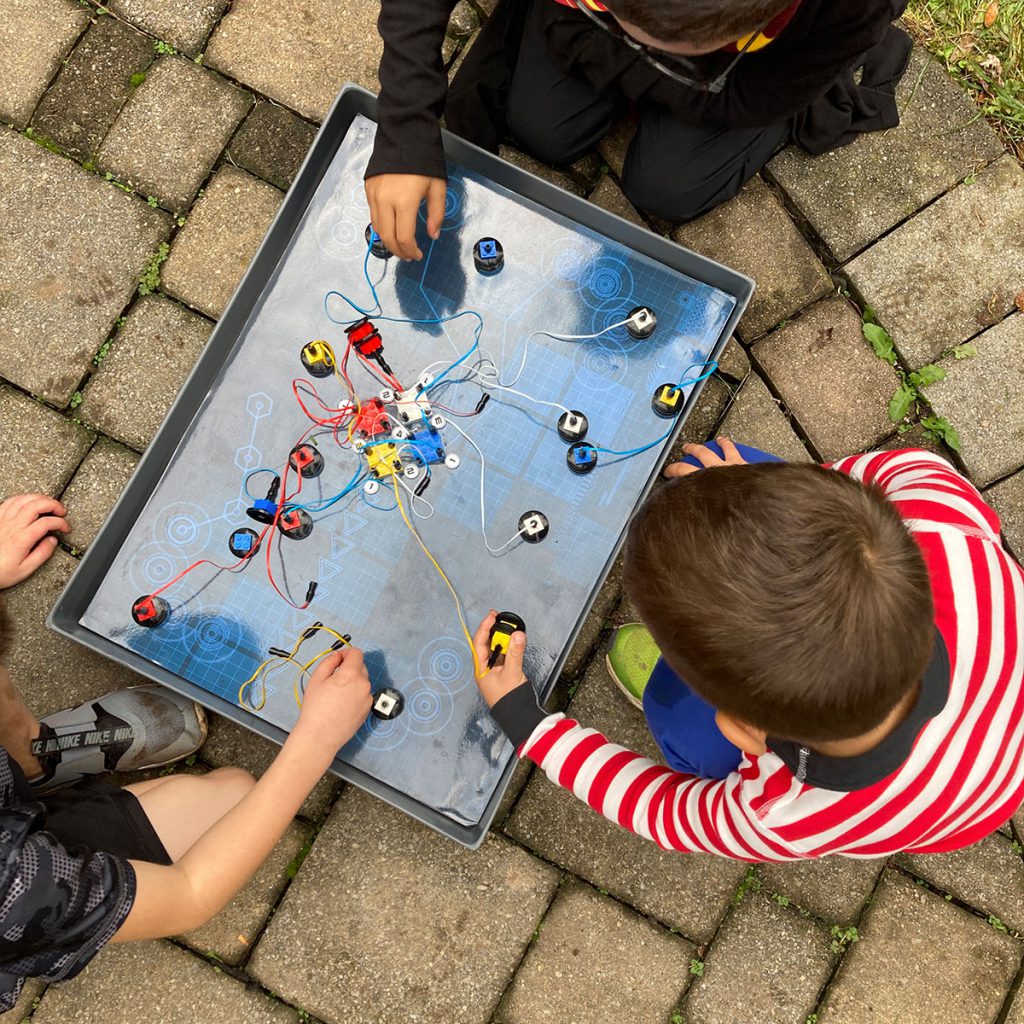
[519,713,803,860]
[830,449,1002,542]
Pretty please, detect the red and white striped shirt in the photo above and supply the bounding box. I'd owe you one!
[518,450,1024,860]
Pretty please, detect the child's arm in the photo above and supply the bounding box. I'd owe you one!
[365,0,457,260]
[474,615,792,860]
[112,649,372,940]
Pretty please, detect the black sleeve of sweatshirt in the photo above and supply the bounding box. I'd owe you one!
[366,0,458,181]
[545,0,904,128]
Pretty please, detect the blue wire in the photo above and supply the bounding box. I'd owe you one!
[582,361,719,458]
[323,238,384,324]
[243,468,281,500]
[288,467,366,513]
[361,488,398,512]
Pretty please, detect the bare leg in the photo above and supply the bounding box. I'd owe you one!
[125,767,256,861]
[0,664,41,777]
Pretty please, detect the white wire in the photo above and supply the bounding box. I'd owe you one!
[503,317,633,386]
[444,418,528,556]
[396,472,434,520]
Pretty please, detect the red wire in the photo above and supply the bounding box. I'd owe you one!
[150,522,274,599]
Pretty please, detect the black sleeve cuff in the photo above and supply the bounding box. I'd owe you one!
[490,683,548,750]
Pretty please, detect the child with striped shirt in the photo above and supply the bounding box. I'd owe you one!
[473,441,1024,859]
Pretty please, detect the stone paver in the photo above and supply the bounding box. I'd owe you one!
[58,437,139,551]
[206,0,382,122]
[228,101,318,191]
[588,175,646,228]
[0,979,43,1023]
[78,294,212,452]
[0,128,170,406]
[817,870,1020,1024]
[0,386,93,500]
[672,177,832,342]
[921,312,1024,487]
[847,156,1024,368]
[182,818,310,965]
[506,658,747,941]
[97,56,252,214]
[717,373,813,463]
[201,713,340,821]
[768,48,1005,262]
[872,423,951,458]
[162,165,283,318]
[31,16,153,163]
[108,0,230,55]
[496,880,694,1024]
[0,0,88,129]
[32,940,297,1024]
[987,469,1024,559]
[4,549,148,715]
[715,338,750,382]
[760,858,885,924]
[561,558,621,681]
[900,832,1024,934]
[753,297,898,460]
[249,787,559,1024]
[684,891,835,1024]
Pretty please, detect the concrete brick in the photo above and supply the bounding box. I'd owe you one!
[162,166,282,318]
[0,128,171,406]
[206,0,382,122]
[0,0,88,128]
[107,0,230,55]
[97,56,253,214]
[78,294,212,452]
[672,178,831,342]
[497,881,694,1024]
[846,156,1024,368]
[760,858,885,924]
[58,437,139,551]
[717,374,813,463]
[227,101,317,191]
[0,386,93,501]
[986,469,1024,561]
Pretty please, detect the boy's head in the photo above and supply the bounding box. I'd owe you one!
[603,0,796,54]
[623,463,935,745]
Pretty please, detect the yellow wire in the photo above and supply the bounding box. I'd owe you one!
[292,629,352,709]
[239,627,352,711]
[391,476,482,679]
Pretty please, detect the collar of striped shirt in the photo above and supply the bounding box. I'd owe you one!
[554,0,805,54]
[767,628,951,793]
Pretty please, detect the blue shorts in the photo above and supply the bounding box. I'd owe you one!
[642,440,783,779]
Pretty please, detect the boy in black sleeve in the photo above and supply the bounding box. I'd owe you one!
[366,0,912,260]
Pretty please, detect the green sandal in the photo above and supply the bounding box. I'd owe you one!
[605,623,662,709]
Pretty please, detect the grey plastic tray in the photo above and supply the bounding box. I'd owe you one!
[49,85,753,848]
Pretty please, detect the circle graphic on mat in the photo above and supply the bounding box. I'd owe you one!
[187,614,241,663]
[581,257,634,309]
[402,678,455,736]
[543,241,592,288]
[572,337,629,392]
[153,503,212,557]
[354,712,408,753]
[128,542,187,595]
[588,297,644,346]
[417,637,470,692]
[431,180,466,232]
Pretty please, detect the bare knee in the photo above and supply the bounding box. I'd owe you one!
[206,765,256,800]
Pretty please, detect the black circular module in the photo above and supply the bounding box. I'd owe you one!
[228,527,262,559]
[626,306,658,340]
[300,341,335,378]
[557,410,589,443]
[651,382,683,419]
[518,510,549,543]
[132,594,169,627]
[364,224,392,259]
[473,237,504,275]
[288,443,324,479]
[567,441,598,475]
[277,507,314,540]
[371,687,405,721]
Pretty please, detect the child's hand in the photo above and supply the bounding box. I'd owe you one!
[0,495,69,589]
[292,647,373,758]
[473,611,528,708]
[365,173,447,261]
[664,437,749,478]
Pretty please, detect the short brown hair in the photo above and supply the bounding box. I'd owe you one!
[603,0,795,46]
[623,463,935,743]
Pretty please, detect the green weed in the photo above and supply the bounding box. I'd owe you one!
[138,242,170,296]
